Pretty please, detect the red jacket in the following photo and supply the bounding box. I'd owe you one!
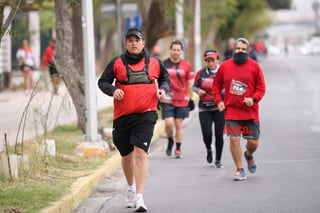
[41,46,54,68]
[212,58,265,122]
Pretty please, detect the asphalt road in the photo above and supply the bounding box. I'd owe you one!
[75,53,320,213]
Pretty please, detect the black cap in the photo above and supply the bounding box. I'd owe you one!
[126,27,144,39]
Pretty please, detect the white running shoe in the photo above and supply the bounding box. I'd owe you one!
[135,194,147,212]
[126,188,136,208]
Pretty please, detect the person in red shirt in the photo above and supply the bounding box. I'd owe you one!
[212,38,266,181]
[98,27,170,212]
[162,40,195,158]
[41,39,60,94]
[193,50,225,168]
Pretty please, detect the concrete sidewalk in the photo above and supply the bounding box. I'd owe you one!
[0,72,113,152]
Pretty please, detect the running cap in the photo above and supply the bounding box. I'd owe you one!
[204,50,219,60]
[126,27,144,39]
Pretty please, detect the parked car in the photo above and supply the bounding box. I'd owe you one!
[300,37,320,56]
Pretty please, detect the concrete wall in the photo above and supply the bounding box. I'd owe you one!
[0,6,12,74]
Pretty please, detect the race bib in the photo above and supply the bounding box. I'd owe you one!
[230,79,247,96]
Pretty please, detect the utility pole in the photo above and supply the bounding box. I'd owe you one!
[313,1,320,34]
[81,0,99,141]
[176,0,184,40]
[194,0,201,72]
[117,0,122,55]
[176,0,185,59]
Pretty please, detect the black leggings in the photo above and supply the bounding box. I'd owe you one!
[199,110,225,161]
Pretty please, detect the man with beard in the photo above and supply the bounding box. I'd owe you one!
[161,40,195,158]
[98,27,170,212]
[212,38,266,181]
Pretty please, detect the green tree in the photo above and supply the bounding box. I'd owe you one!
[0,0,23,42]
[214,0,272,51]
[200,0,238,49]
[35,0,55,37]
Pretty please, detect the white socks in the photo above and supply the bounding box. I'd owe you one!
[128,184,136,192]
[136,193,143,201]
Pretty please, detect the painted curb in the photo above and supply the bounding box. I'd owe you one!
[37,120,165,213]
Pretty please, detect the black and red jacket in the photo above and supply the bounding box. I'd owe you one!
[193,67,220,109]
[98,50,170,120]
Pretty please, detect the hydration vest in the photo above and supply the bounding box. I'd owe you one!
[118,54,153,85]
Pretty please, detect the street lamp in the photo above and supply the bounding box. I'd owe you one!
[81,0,99,141]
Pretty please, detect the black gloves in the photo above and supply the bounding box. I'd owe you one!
[188,99,195,111]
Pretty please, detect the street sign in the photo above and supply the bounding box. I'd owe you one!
[125,13,142,32]
[100,2,138,18]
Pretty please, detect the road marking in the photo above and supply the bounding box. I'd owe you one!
[262,159,320,164]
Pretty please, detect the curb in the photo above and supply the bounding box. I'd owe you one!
[37,120,165,213]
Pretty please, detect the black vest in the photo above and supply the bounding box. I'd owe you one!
[117,54,153,85]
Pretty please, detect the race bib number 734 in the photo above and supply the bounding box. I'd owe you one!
[229,79,247,96]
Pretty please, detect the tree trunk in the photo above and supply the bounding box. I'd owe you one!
[140,0,174,52]
[71,0,84,77]
[54,0,86,133]
[97,30,115,75]
[0,4,4,42]
[186,0,195,67]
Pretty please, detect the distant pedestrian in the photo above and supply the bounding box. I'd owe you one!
[212,38,266,181]
[223,37,235,61]
[249,43,259,62]
[161,40,195,159]
[98,27,170,212]
[255,39,267,58]
[193,50,225,167]
[284,41,289,56]
[16,40,35,95]
[41,38,60,94]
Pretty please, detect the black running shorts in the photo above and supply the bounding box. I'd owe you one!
[48,62,59,76]
[112,111,157,156]
[161,103,189,119]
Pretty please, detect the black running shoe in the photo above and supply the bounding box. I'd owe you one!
[215,160,224,168]
[207,150,213,163]
[166,145,173,156]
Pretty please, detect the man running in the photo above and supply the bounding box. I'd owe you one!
[161,40,194,158]
[212,37,266,181]
[98,27,170,211]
